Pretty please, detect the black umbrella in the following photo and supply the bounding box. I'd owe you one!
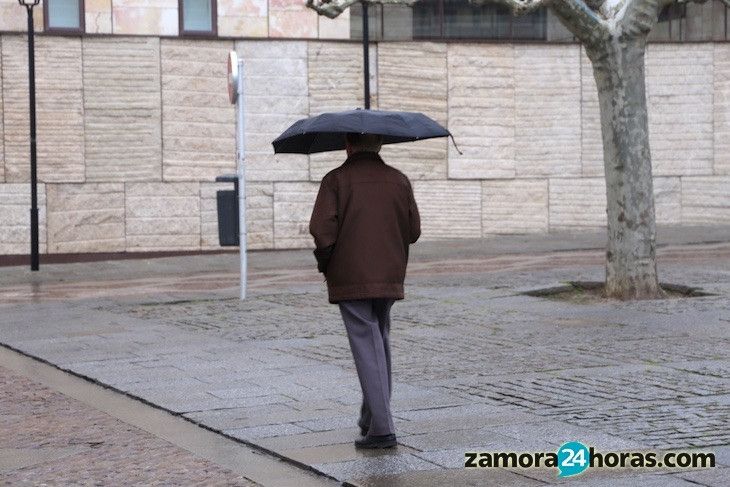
[272,109,460,155]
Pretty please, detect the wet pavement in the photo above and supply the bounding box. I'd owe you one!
[1,226,729,486]
[0,345,339,487]
[0,364,258,486]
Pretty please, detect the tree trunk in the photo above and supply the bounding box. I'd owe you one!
[586,37,664,300]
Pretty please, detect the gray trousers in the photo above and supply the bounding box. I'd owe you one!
[338,298,396,436]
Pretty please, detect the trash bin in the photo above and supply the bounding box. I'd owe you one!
[215,174,239,246]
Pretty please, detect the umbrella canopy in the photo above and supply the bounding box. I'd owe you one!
[272,109,455,154]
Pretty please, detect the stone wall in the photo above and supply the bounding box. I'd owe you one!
[0,36,729,254]
[0,0,349,39]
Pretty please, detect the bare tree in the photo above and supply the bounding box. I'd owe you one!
[308,0,729,299]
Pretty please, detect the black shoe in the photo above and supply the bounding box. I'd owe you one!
[354,434,397,449]
[357,419,368,436]
[358,403,371,437]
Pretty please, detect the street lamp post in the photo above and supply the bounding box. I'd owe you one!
[361,1,370,109]
[18,0,41,271]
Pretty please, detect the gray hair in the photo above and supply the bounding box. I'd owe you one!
[346,133,383,153]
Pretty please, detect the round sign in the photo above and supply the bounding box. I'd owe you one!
[227,51,239,105]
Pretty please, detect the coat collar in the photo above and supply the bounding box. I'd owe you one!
[344,151,384,164]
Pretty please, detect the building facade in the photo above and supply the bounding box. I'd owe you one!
[0,0,728,255]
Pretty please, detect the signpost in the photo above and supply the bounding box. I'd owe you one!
[228,51,247,300]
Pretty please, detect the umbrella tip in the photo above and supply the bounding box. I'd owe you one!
[449,134,463,155]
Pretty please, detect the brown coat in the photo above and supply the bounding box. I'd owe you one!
[309,151,421,303]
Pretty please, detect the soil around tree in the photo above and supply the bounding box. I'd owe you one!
[523,281,713,304]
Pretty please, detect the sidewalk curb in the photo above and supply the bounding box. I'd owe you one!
[0,342,344,486]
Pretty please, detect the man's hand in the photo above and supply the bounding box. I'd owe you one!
[314,244,335,275]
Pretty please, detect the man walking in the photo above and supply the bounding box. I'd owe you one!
[309,133,421,449]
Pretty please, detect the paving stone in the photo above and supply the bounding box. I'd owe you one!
[488,420,647,450]
[393,404,506,422]
[206,383,279,399]
[295,416,363,433]
[394,410,541,435]
[400,427,541,452]
[678,466,730,486]
[348,467,543,487]
[412,436,554,469]
[258,428,366,450]
[282,443,422,466]
[521,470,700,486]
[0,366,255,485]
[225,423,311,440]
[313,453,438,481]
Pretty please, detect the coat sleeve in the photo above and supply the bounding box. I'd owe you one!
[407,178,421,244]
[309,174,339,272]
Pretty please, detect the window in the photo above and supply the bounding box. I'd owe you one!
[350,0,547,41]
[351,0,730,42]
[43,0,84,33]
[416,0,546,40]
[650,1,729,41]
[179,0,217,36]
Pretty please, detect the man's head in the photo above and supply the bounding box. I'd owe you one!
[345,133,383,156]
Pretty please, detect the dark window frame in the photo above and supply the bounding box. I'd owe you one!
[178,0,218,37]
[411,0,547,42]
[43,0,85,35]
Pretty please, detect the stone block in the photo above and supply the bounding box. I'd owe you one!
[273,182,319,249]
[715,44,730,175]
[236,41,309,181]
[580,47,603,177]
[447,44,515,179]
[86,0,113,34]
[515,45,581,178]
[308,42,364,116]
[550,176,683,230]
[319,11,350,39]
[161,39,235,182]
[549,178,607,229]
[83,37,162,182]
[46,183,125,253]
[379,42,447,180]
[269,0,318,38]
[0,37,4,183]
[125,182,201,251]
[2,35,84,183]
[653,177,682,225]
[112,1,178,36]
[681,176,730,224]
[413,180,482,239]
[0,1,43,32]
[200,181,273,250]
[308,41,367,181]
[217,0,268,37]
[482,180,548,234]
[646,44,713,176]
[0,183,46,255]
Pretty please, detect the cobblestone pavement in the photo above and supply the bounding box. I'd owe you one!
[1,229,729,486]
[0,365,257,486]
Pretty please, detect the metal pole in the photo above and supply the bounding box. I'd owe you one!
[362,1,370,109]
[26,5,39,271]
[236,59,247,300]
